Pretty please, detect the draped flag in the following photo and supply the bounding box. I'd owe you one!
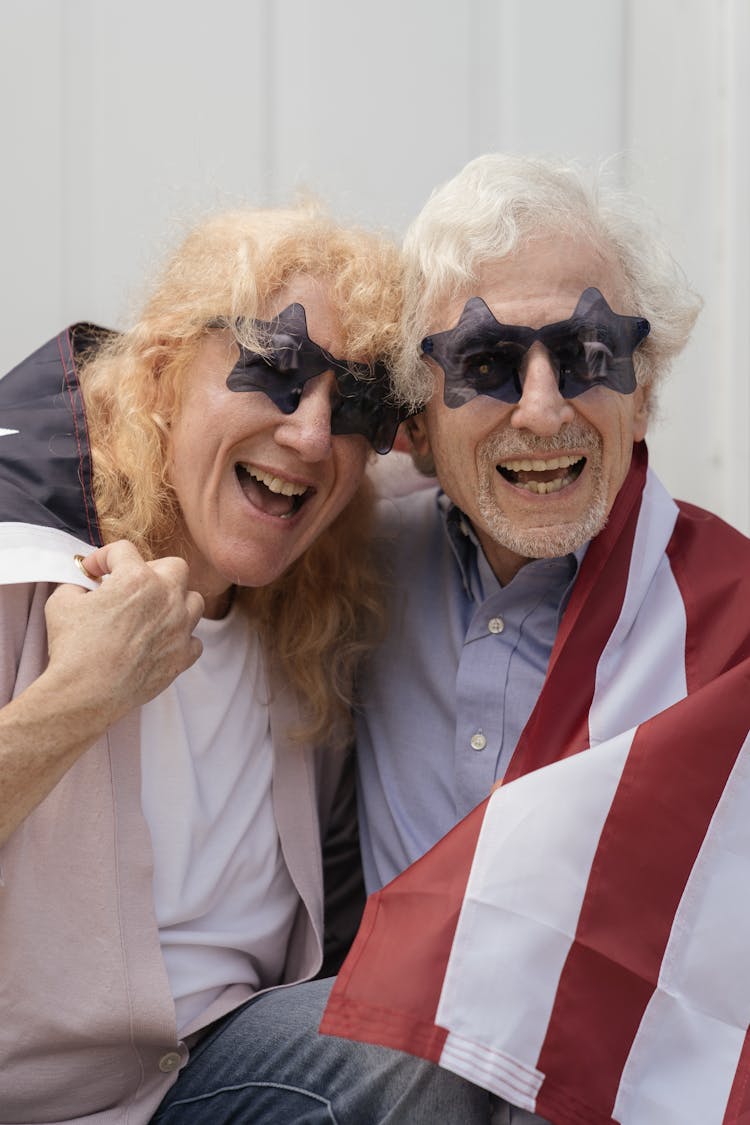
[0,325,105,588]
[321,445,750,1125]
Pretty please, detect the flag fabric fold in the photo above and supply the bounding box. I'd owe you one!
[321,446,750,1125]
[0,325,105,587]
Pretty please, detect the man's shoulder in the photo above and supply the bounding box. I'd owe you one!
[671,499,750,569]
[667,500,750,672]
[374,484,442,537]
[371,486,449,583]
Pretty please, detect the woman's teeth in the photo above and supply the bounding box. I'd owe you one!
[236,463,310,518]
[244,465,308,498]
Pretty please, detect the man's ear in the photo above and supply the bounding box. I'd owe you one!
[404,412,437,477]
[632,384,651,443]
[406,413,430,456]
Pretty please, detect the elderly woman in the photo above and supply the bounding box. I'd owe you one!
[0,204,414,1123]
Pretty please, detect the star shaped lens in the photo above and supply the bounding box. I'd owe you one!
[226,304,408,453]
[421,288,650,408]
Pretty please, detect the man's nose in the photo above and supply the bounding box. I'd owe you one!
[274,372,334,460]
[510,343,576,435]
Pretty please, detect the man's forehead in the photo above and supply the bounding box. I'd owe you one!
[428,237,629,332]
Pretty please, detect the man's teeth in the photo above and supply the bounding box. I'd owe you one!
[499,454,581,473]
[517,476,571,495]
[243,465,308,497]
[497,453,584,495]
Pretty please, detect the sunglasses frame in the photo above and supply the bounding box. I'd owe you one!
[219,303,408,454]
[421,287,650,409]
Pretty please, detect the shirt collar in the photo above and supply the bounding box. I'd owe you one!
[439,491,585,605]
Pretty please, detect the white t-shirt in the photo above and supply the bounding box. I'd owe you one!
[140,604,298,1034]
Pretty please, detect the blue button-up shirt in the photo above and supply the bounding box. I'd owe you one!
[356,486,582,895]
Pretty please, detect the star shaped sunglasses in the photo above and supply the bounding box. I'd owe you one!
[421,287,650,409]
[221,303,408,454]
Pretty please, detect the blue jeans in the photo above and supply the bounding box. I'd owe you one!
[150,976,494,1123]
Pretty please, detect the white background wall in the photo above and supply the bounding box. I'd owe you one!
[1,0,748,532]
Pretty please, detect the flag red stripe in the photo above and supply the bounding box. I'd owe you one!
[668,502,750,690]
[504,443,647,782]
[320,799,489,1059]
[723,1025,750,1124]
[534,660,750,1119]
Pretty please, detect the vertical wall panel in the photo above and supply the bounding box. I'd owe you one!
[58,0,269,332]
[483,0,626,161]
[269,0,479,233]
[0,1,64,371]
[624,0,742,524]
[722,0,750,532]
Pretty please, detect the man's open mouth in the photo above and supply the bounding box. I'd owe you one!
[236,463,313,519]
[497,454,586,495]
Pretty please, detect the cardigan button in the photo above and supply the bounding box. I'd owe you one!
[158,1051,182,1073]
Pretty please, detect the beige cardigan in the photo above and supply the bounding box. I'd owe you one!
[0,581,347,1125]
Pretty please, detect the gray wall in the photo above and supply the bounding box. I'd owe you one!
[1,0,748,531]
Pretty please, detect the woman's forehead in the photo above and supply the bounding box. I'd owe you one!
[262,275,344,355]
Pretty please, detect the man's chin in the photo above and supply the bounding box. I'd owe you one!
[480,502,610,563]
[504,526,593,560]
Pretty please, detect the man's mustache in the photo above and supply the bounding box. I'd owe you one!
[481,422,602,460]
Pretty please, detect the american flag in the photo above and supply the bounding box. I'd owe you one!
[0,325,104,587]
[321,445,750,1125]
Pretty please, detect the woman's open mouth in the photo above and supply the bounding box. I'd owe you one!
[236,463,313,519]
[497,454,586,495]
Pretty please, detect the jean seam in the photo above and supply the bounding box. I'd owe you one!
[156,1080,338,1123]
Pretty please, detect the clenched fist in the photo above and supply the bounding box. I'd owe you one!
[45,540,206,729]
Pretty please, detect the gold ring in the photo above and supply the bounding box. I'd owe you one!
[73,554,100,583]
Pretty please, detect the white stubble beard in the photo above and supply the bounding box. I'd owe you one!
[475,421,610,560]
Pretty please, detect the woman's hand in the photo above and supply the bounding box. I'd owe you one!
[45,540,205,727]
[0,541,205,845]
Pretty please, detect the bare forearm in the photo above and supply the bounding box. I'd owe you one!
[0,670,113,845]
[0,543,204,846]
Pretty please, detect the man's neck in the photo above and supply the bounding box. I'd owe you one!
[475,533,534,587]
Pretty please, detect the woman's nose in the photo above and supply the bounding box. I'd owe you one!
[274,372,335,460]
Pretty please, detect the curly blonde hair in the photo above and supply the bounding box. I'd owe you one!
[79,202,403,744]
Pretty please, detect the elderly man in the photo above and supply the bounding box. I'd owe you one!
[236,154,749,1125]
[322,155,750,1123]
[355,151,699,889]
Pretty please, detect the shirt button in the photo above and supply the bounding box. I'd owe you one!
[488,616,505,634]
[158,1051,182,1073]
[470,731,487,751]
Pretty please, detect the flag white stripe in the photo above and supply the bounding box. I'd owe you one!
[436,726,636,1099]
[613,731,750,1123]
[439,1030,541,1109]
[588,470,686,746]
[0,522,98,588]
